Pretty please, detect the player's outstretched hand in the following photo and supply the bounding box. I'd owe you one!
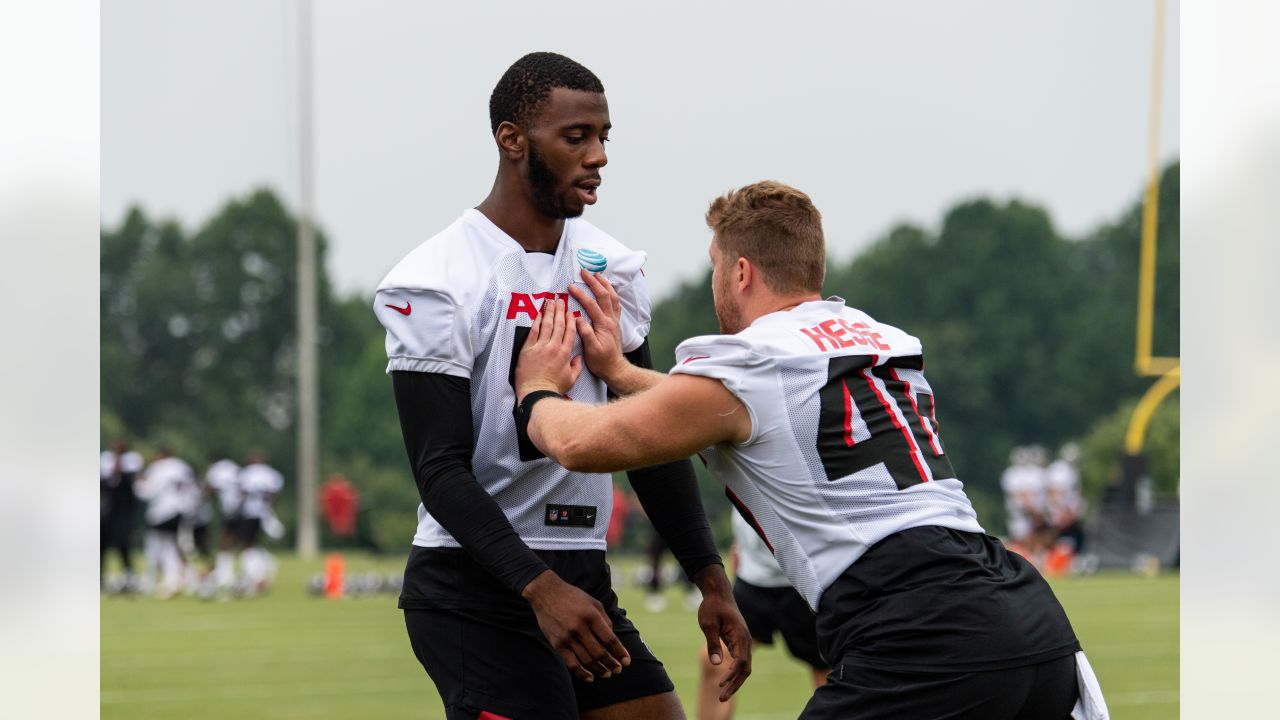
[522,570,631,683]
[695,572,753,701]
[568,268,627,384]
[515,298,582,400]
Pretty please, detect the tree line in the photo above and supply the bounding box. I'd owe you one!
[101,163,1179,547]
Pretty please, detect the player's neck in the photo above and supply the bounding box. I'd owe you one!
[477,184,565,254]
[742,293,823,326]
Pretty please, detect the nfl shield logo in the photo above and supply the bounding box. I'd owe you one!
[548,508,558,522]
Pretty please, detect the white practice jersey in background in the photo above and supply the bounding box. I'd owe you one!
[731,510,788,588]
[1001,462,1047,540]
[137,457,198,526]
[206,458,242,516]
[100,450,144,487]
[674,298,983,610]
[238,463,284,520]
[1045,459,1084,522]
[375,209,651,551]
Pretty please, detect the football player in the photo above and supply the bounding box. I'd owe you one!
[374,52,750,719]
[516,181,1107,719]
[100,439,144,591]
[236,451,284,596]
[135,447,198,599]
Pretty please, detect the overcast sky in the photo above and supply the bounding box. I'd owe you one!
[103,0,1179,301]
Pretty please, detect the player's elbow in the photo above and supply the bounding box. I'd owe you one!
[547,435,595,473]
[548,434,619,474]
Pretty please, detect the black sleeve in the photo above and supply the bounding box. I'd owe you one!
[621,340,724,580]
[392,371,548,595]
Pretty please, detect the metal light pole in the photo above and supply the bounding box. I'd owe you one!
[295,0,319,559]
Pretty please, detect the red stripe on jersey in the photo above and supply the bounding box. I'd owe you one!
[863,357,930,484]
[478,712,513,720]
[725,487,774,554]
[841,380,857,447]
[682,355,710,364]
[891,368,943,455]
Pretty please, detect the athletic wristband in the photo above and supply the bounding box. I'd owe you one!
[517,389,563,417]
[515,390,562,436]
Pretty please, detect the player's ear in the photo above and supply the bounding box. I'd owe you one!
[495,121,525,160]
[736,257,752,292]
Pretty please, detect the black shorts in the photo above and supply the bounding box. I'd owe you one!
[148,516,181,534]
[225,516,261,546]
[191,523,212,558]
[817,526,1080,673]
[733,579,825,670]
[799,652,1079,720]
[401,546,674,719]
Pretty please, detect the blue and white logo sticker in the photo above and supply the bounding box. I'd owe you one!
[576,248,608,273]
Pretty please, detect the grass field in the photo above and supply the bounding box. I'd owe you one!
[102,554,1178,719]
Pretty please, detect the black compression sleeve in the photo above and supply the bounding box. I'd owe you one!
[621,340,723,580]
[391,371,548,595]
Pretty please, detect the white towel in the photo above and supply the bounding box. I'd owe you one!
[1071,650,1110,720]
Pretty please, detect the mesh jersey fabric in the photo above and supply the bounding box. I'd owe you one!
[673,298,984,610]
[375,209,652,551]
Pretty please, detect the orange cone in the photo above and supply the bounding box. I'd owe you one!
[1045,545,1074,578]
[324,553,345,599]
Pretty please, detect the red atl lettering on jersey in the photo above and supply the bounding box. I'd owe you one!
[505,292,583,320]
[800,318,890,352]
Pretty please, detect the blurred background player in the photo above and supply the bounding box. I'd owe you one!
[237,451,285,596]
[135,447,199,598]
[605,482,633,551]
[100,439,145,592]
[206,453,244,596]
[698,512,827,720]
[1000,446,1049,563]
[319,473,360,539]
[1044,442,1087,576]
[183,467,217,596]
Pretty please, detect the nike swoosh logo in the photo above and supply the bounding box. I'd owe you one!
[385,302,411,316]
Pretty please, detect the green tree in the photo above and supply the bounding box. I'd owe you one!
[1077,395,1180,507]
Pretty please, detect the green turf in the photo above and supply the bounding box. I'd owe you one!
[102,554,1178,719]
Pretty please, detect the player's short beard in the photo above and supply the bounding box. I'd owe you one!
[526,139,581,220]
[714,269,745,334]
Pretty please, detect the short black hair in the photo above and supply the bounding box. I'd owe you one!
[489,52,604,134]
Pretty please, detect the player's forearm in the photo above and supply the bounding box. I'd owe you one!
[600,362,666,397]
[394,371,549,595]
[628,459,723,581]
[528,397,685,473]
[417,465,549,593]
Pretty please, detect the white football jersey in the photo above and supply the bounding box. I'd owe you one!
[238,463,284,520]
[100,450,144,487]
[137,457,198,526]
[672,298,983,610]
[1045,459,1083,521]
[206,458,242,515]
[375,209,651,551]
[1001,462,1047,533]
